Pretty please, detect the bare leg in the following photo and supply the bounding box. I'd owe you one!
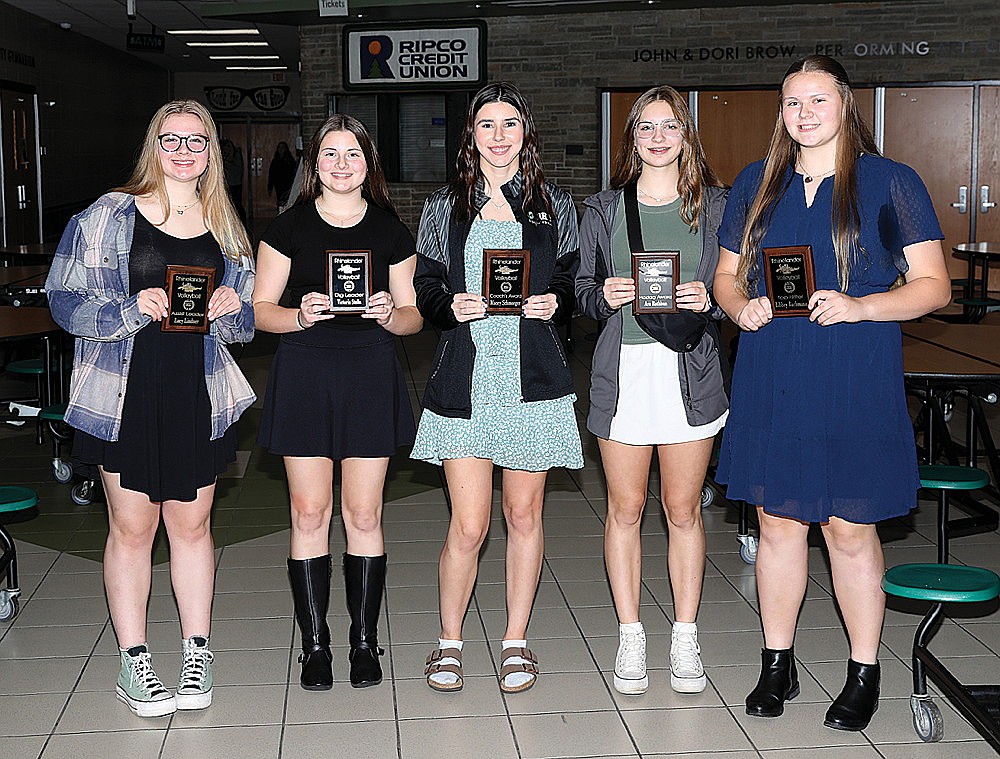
[161,484,216,638]
[599,438,653,624]
[285,457,335,559]
[756,508,810,649]
[438,457,493,640]
[501,468,548,640]
[101,469,162,648]
[822,517,885,664]
[657,438,713,623]
[340,457,390,556]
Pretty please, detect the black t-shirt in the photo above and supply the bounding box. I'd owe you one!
[261,201,416,339]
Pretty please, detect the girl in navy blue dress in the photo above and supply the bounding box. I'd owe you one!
[713,55,951,731]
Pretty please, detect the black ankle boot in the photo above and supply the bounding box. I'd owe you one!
[288,555,333,691]
[824,659,880,731]
[344,553,386,688]
[746,647,800,717]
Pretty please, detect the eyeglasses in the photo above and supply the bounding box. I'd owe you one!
[158,133,209,153]
[635,119,684,139]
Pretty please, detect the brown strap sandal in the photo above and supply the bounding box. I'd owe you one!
[499,646,538,693]
[425,647,464,692]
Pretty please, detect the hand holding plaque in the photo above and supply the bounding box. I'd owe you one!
[763,245,816,317]
[326,250,373,314]
[632,251,680,314]
[483,249,529,314]
[162,265,215,333]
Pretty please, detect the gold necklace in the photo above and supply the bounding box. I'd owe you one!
[316,200,367,224]
[796,162,836,184]
[637,187,679,204]
[488,196,508,210]
[174,199,199,215]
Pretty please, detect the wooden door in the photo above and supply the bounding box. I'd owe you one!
[608,91,643,179]
[976,86,1000,254]
[697,90,776,186]
[883,87,974,280]
[218,122,250,228]
[1,89,41,245]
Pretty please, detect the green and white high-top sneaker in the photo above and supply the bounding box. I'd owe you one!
[176,635,214,710]
[116,644,176,717]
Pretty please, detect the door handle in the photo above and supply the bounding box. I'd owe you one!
[951,185,968,214]
[981,185,997,214]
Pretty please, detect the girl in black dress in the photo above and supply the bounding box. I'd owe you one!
[46,100,255,717]
[254,115,422,690]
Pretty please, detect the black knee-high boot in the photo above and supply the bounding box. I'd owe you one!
[288,555,333,691]
[343,553,386,688]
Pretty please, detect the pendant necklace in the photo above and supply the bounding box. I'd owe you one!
[488,196,508,210]
[317,200,367,225]
[637,187,679,204]
[797,163,836,184]
[174,199,199,215]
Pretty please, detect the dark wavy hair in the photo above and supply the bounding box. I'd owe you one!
[298,114,396,214]
[736,55,879,296]
[449,82,552,223]
[610,85,723,231]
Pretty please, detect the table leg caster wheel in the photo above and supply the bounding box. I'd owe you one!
[71,480,94,506]
[700,485,715,509]
[0,590,20,623]
[911,695,943,742]
[738,534,758,565]
[52,458,72,484]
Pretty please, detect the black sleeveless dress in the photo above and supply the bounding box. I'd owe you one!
[73,213,237,502]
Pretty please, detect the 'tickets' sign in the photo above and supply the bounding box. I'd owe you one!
[343,22,486,90]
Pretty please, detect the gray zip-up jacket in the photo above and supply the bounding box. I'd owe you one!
[576,185,729,438]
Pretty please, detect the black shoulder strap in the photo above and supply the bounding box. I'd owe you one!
[623,179,644,253]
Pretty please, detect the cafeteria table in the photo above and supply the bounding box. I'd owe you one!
[952,242,1000,322]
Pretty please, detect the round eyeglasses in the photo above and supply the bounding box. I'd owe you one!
[158,133,209,153]
[634,120,684,140]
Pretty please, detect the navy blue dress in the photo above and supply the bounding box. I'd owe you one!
[716,154,943,523]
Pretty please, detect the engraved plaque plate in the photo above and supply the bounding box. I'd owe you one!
[162,265,215,333]
[632,251,680,315]
[483,249,530,315]
[326,250,373,314]
[763,245,816,317]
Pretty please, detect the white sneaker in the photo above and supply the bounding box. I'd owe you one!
[176,636,214,710]
[670,622,707,693]
[613,624,648,695]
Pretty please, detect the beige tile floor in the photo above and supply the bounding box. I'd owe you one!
[1,321,999,758]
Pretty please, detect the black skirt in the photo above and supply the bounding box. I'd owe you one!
[258,330,415,459]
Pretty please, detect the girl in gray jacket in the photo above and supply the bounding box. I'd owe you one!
[575,85,728,697]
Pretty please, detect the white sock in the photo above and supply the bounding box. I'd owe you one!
[620,621,644,634]
[673,621,697,635]
[501,638,532,689]
[428,638,463,686]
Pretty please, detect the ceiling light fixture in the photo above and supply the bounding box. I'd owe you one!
[225,66,288,71]
[186,41,269,47]
[168,29,260,35]
[209,55,280,60]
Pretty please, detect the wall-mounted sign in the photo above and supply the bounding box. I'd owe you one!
[343,21,486,90]
[629,40,936,65]
[319,0,348,17]
[204,86,290,112]
[126,32,165,53]
[0,47,36,68]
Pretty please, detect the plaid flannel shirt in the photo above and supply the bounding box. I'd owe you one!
[45,192,256,442]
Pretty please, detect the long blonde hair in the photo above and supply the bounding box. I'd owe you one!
[610,85,722,231]
[735,55,879,296]
[117,99,251,263]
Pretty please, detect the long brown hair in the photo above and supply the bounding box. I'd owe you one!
[298,114,396,215]
[735,55,879,296]
[450,82,552,223]
[611,85,722,231]
[117,99,250,263]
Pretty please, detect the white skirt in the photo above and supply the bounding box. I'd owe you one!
[608,341,728,446]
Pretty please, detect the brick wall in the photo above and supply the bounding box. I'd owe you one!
[301,0,999,231]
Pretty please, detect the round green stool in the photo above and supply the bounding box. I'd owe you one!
[882,563,1000,747]
[918,464,990,564]
[0,485,38,623]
